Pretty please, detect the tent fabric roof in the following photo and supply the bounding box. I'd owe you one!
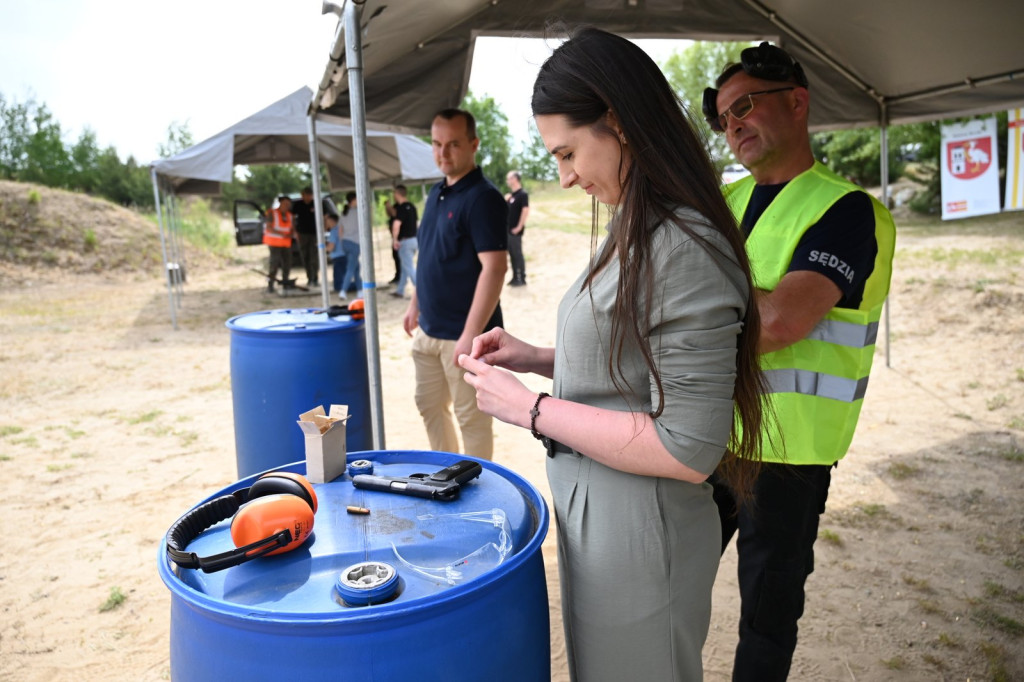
[313,0,1024,132]
[153,86,440,193]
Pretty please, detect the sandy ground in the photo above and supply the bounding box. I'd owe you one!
[1,219,1023,681]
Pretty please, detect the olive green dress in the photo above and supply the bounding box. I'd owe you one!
[548,209,749,682]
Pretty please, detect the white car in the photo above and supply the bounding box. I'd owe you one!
[721,163,751,184]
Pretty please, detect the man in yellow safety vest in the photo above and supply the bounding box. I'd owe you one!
[702,42,896,681]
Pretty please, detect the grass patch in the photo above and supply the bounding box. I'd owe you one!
[857,503,889,518]
[888,461,920,480]
[880,655,905,670]
[937,632,961,648]
[987,394,1009,411]
[46,463,73,472]
[984,581,1024,603]
[818,528,843,547]
[0,425,24,437]
[979,642,1010,682]
[903,575,934,592]
[971,605,1024,636]
[99,586,126,612]
[178,198,233,253]
[127,410,162,425]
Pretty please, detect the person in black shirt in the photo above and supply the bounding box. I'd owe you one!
[389,185,419,299]
[291,186,319,287]
[504,171,530,286]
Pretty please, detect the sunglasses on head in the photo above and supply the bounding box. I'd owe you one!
[701,42,808,133]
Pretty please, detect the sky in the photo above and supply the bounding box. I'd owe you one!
[0,1,688,164]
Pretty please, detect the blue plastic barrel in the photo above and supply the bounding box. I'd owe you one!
[226,308,371,478]
[158,451,550,681]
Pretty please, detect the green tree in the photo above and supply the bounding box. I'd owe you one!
[461,90,512,185]
[244,164,308,209]
[69,127,101,194]
[159,120,194,159]
[514,121,558,183]
[21,102,72,188]
[0,94,31,178]
[662,41,751,168]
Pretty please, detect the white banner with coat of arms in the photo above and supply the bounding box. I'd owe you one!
[1005,108,1024,211]
[940,117,1000,220]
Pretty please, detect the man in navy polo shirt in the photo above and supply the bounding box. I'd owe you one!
[401,109,508,459]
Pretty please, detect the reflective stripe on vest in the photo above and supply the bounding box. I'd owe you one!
[263,208,293,247]
[807,318,879,348]
[764,368,870,403]
[726,161,896,466]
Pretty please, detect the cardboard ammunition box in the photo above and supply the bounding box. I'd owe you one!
[297,405,350,483]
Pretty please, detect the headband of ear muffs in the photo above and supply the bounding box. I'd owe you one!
[702,42,808,130]
[165,471,318,574]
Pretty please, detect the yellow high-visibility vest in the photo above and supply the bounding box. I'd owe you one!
[725,161,896,465]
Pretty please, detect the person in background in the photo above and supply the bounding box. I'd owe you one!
[263,195,293,294]
[324,208,344,299]
[504,170,530,286]
[292,186,319,287]
[402,108,507,460]
[458,28,766,681]
[384,198,402,285]
[390,184,419,300]
[701,42,896,681]
[337,192,361,299]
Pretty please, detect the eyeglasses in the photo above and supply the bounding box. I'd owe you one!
[702,42,808,132]
[708,87,794,133]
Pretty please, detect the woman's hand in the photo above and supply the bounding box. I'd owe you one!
[458,354,536,428]
[469,327,534,373]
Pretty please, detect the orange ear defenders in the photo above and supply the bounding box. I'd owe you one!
[165,471,318,573]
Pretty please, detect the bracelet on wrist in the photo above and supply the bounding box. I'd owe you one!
[530,392,550,440]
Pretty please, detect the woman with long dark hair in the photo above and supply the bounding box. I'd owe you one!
[458,27,766,679]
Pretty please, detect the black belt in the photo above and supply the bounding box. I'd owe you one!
[542,437,574,458]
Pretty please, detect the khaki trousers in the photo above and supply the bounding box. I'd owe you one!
[411,329,493,460]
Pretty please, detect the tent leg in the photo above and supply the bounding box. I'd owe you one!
[307,113,331,310]
[880,109,891,368]
[345,0,386,450]
[151,167,178,331]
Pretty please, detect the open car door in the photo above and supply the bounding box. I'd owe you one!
[233,200,265,246]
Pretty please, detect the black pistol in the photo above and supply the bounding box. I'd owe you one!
[351,460,483,501]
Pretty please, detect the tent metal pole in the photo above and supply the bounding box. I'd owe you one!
[150,166,177,330]
[307,112,331,310]
[167,193,185,301]
[879,104,891,369]
[345,0,386,450]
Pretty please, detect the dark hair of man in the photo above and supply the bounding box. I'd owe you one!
[395,184,408,196]
[342,191,357,216]
[434,108,477,140]
[532,26,767,500]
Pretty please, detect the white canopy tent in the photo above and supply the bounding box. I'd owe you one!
[311,0,1024,450]
[149,85,440,328]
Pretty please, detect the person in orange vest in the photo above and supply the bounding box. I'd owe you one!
[263,195,294,293]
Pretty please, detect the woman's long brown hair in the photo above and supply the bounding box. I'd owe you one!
[533,26,768,502]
